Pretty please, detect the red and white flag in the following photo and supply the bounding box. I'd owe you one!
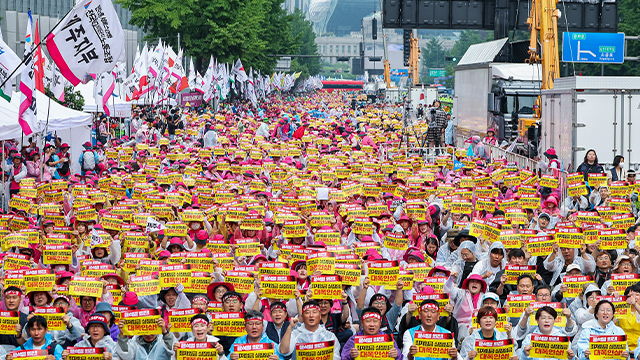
[18,10,37,136]
[420,84,425,100]
[46,0,125,86]
[33,20,45,93]
[232,59,248,83]
[94,71,115,116]
[171,49,188,93]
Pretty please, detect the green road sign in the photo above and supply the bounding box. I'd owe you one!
[429,69,446,77]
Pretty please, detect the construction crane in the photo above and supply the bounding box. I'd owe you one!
[408,34,420,86]
[521,0,561,134]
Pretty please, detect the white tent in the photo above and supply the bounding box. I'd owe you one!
[0,92,92,178]
[76,81,133,118]
[0,91,92,141]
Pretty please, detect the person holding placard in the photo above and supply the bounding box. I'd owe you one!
[172,314,225,357]
[0,286,28,347]
[544,243,595,287]
[471,241,507,285]
[515,285,577,340]
[460,306,514,360]
[279,300,341,360]
[340,307,401,360]
[22,294,83,348]
[228,310,282,360]
[517,306,575,360]
[620,285,640,358]
[264,302,292,344]
[356,278,403,335]
[70,314,118,359]
[443,273,487,337]
[450,241,480,287]
[569,283,600,350]
[576,299,629,360]
[402,299,458,360]
[8,316,63,360]
[551,264,585,306]
[600,255,636,296]
[115,314,175,360]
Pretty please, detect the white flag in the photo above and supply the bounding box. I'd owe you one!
[94,71,115,116]
[50,64,66,102]
[232,59,248,83]
[46,0,126,86]
[188,58,196,90]
[0,33,24,102]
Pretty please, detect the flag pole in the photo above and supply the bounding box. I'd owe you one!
[0,6,76,90]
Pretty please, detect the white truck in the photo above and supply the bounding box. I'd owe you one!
[539,76,640,171]
[453,62,541,141]
[409,85,438,106]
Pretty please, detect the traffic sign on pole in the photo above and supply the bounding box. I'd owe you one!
[562,32,625,64]
[428,69,447,77]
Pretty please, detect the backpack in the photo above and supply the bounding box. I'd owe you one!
[81,150,95,171]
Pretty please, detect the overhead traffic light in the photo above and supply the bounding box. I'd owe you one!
[403,29,411,66]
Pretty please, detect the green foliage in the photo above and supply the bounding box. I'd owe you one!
[289,9,321,78]
[421,31,492,87]
[117,0,297,74]
[449,30,493,63]
[422,37,445,69]
[44,85,84,111]
[565,0,640,76]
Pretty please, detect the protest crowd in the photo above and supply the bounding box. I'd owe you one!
[1,90,640,360]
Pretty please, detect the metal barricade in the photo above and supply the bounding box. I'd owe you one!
[386,147,453,163]
[484,144,540,171]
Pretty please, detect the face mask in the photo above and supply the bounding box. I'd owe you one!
[266,226,272,232]
[619,162,624,167]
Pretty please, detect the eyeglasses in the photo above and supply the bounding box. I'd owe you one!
[245,321,262,327]
[372,301,386,306]
[598,308,613,314]
[224,299,240,304]
[215,289,227,294]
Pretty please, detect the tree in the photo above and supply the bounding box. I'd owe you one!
[422,37,445,69]
[44,85,84,111]
[567,0,640,77]
[289,9,321,78]
[449,30,493,63]
[117,0,297,74]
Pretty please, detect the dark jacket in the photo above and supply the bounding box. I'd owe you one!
[577,162,604,182]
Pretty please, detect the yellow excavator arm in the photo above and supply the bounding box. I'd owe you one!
[521,0,560,135]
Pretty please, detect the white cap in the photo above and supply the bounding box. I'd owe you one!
[566,264,582,273]
[482,292,500,304]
